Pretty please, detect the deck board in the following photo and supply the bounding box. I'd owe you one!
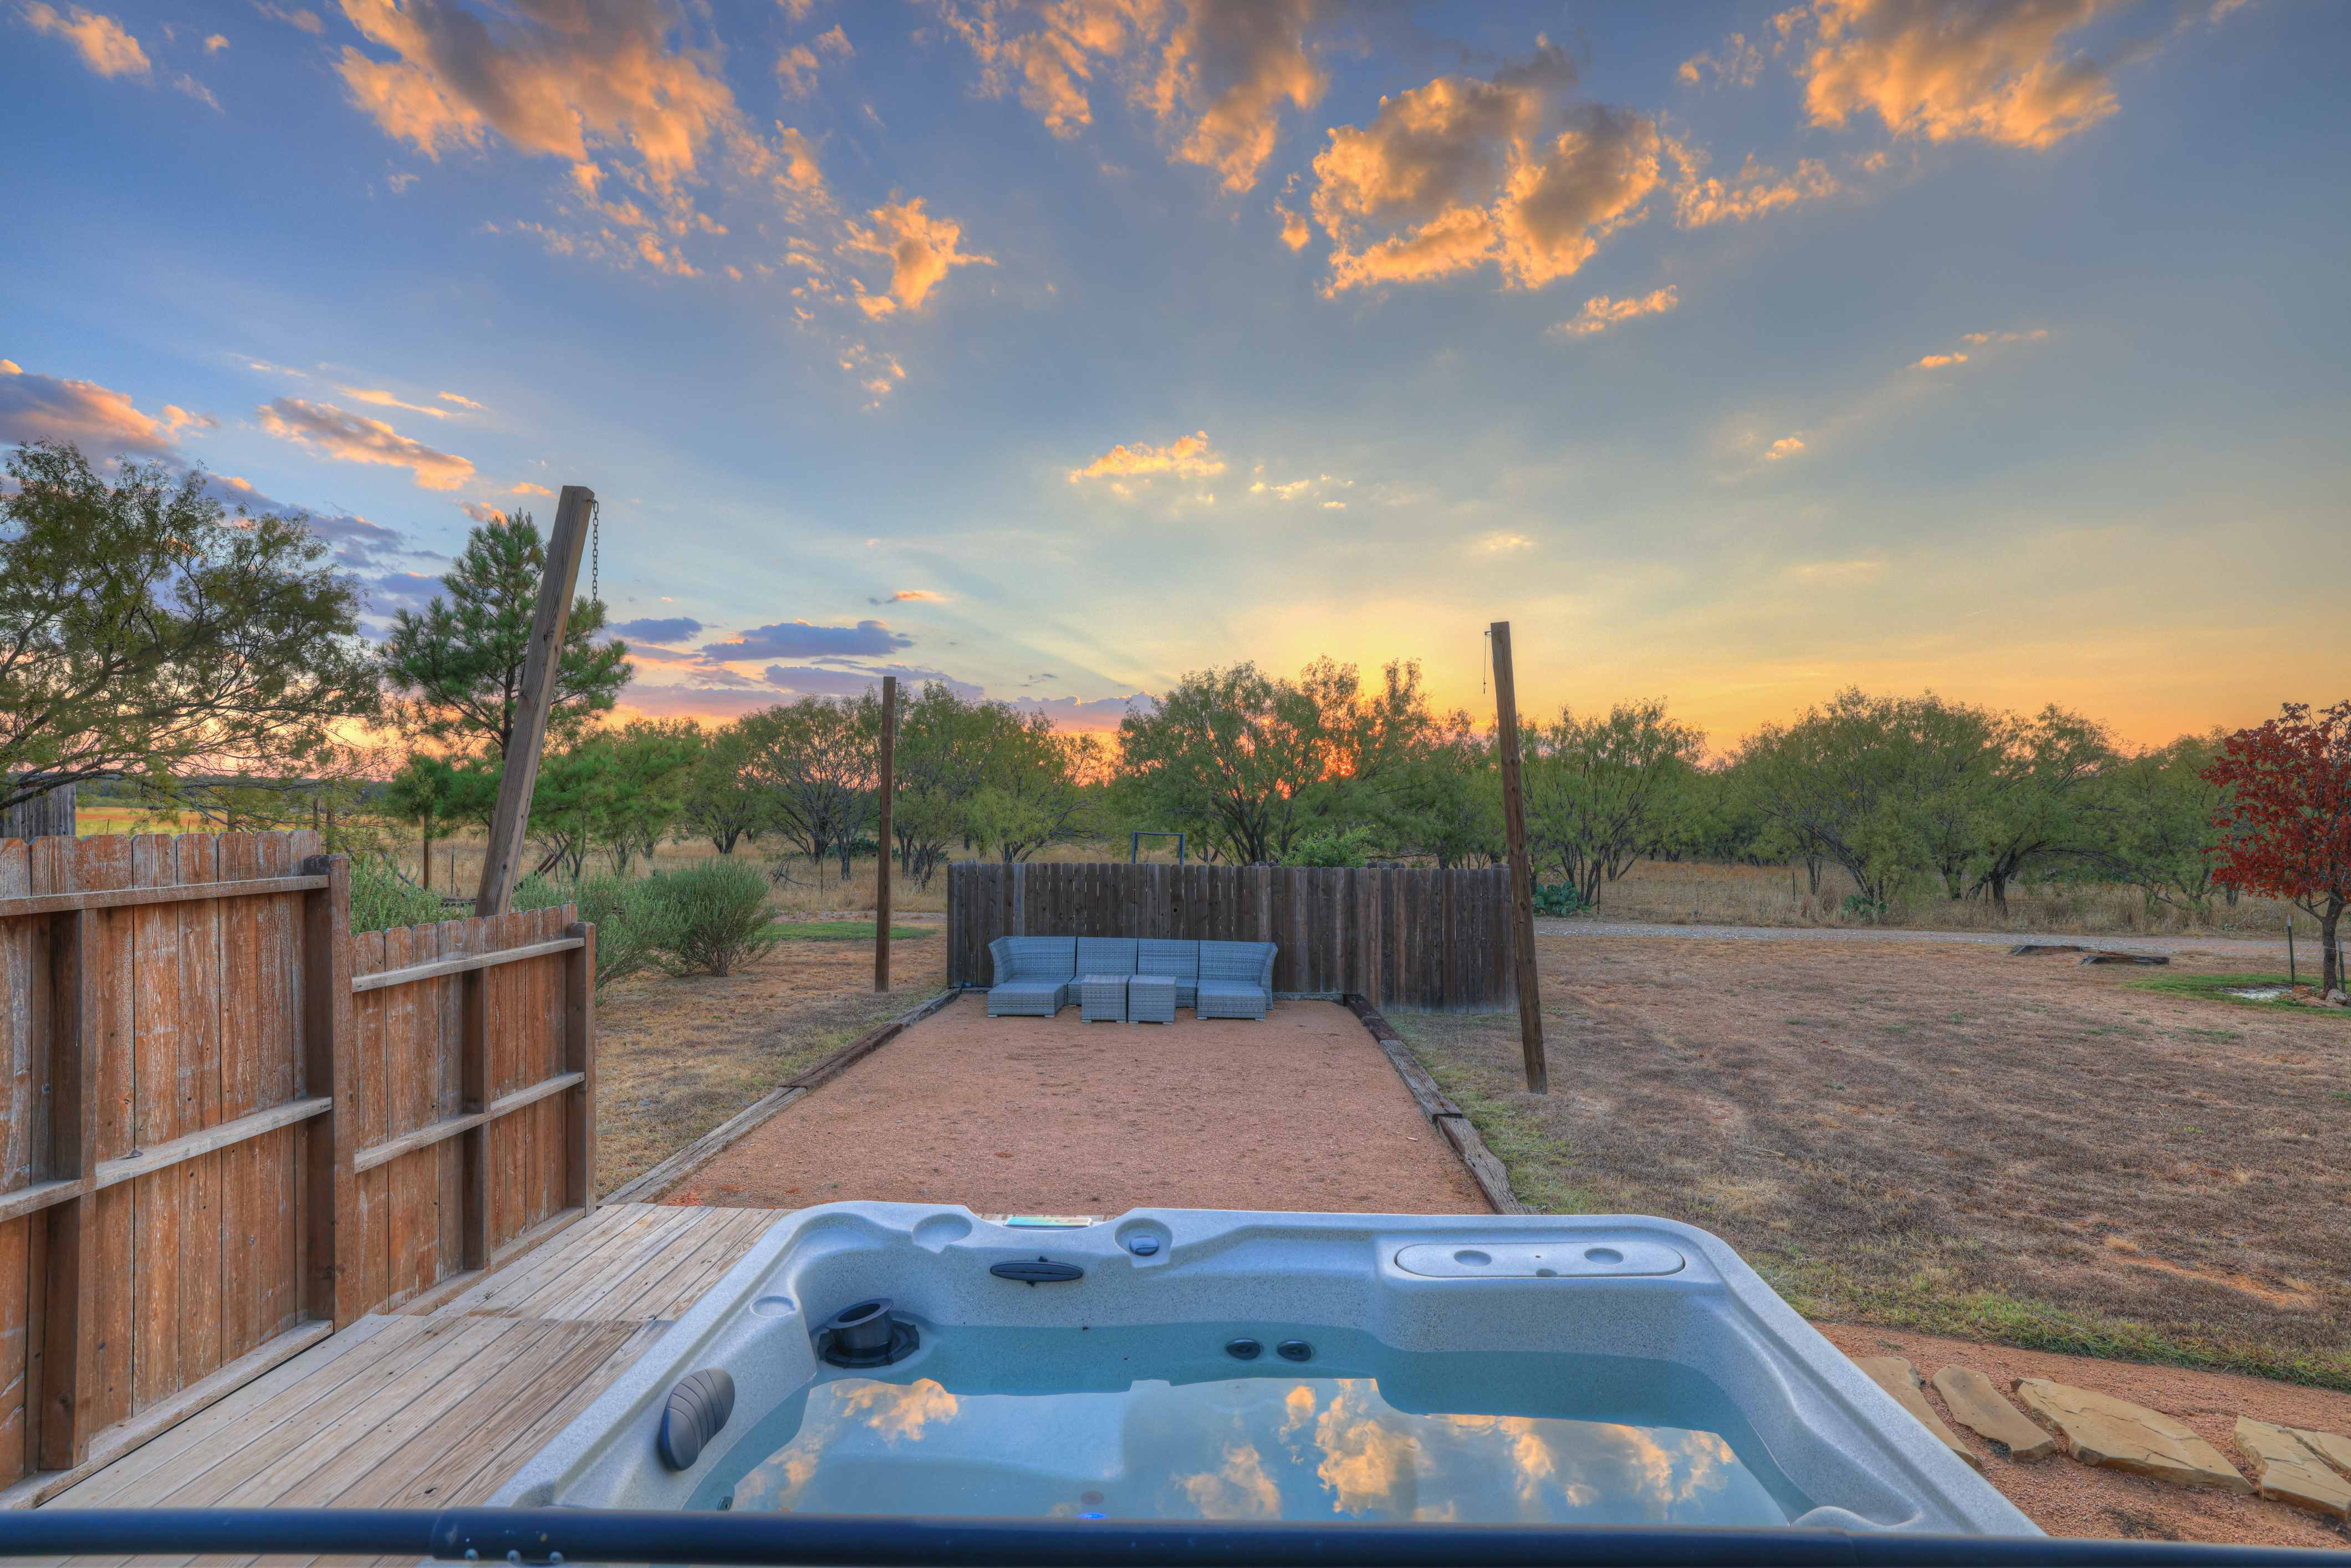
[26,1203,779,1561]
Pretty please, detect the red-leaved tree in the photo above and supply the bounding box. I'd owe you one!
[2202,701,2351,995]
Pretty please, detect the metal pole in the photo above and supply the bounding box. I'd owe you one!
[473,486,593,917]
[1490,621,1548,1094]
[875,675,896,994]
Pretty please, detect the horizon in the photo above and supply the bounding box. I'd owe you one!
[4,0,2344,754]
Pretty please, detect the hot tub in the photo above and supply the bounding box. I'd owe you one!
[494,1205,2034,1535]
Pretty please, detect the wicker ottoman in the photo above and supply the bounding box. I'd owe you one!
[1126,973,1177,1024]
[1078,973,1129,1023]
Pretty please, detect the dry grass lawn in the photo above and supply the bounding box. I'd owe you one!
[1394,934,2351,1388]
[593,925,949,1196]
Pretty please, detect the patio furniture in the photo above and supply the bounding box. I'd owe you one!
[1078,973,1130,1023]
[1197,939,1277,1020]
[1135,939,1199,1009]
[1125,973,1177,1024]
[982,934,1277,1020]
[986,935,1078,1017]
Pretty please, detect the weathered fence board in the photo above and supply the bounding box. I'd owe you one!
[0,830,592,1495]
[945,861,1514,1012]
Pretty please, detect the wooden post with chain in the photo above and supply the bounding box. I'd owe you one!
[1490,621,1548,1094]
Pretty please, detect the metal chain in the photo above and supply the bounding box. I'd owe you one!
[589,498,600,605]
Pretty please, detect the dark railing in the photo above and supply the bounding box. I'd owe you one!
[0,1510,2332,1566]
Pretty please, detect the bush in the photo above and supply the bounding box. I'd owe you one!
[641,858,782,978]
[1532,882,1586,917]
[348,856,447,934]
[568,872,676,989]
[1286,830,1371,867]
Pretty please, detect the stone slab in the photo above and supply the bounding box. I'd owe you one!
[2290,1427,2351,1479]
[2012,1378,2251,1493]
[1931,1365,2059,1461]
[1853,1356,1981,1470]
[2234,1418,2351,1519]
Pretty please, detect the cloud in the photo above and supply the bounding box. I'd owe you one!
[254,4,324,35]
[257,397,476,489]
[203,32,227,51]
[0,361,190,456]
[437,390,483,409]
[1069,431,1225,483]
[1913,327,2048,367]
[939,0,1333,191]
[1786,0,2131,150]
[1679,33,1763,90]
[174,73,220,109]
[1309,47,1660,293]
[1763,435,1806,459]
[840,199,992,317]
[888,590,947,601]
[705,619,913,660]
[459,500,503,522]
[1552,285,1678,337]
[21,3,149,77]
[616,684,792,720]
[510,481,553,495]
[608,615,705,643]
[777,24,850,96]
[1480,533,1533,551]
[761,662,981,699]
[1667,142,1839,227]
[333,0,769,257]
[1004,692,1147,732]
[1911,352,1967,369]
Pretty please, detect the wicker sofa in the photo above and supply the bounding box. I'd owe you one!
[985,936,1277,1020]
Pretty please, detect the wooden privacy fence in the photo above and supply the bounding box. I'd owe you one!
[0,829,593,1500]
[946,861,1516,1012]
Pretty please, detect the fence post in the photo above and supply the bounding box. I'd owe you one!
[1490,621,1548,1092]
[300,855,356,1327]
[38,909,96,1469]
[564,920,596,1213]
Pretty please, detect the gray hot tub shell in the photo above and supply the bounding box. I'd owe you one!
[494,1204,2036,1535]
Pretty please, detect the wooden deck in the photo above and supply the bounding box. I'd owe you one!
[30,1203,776,1552]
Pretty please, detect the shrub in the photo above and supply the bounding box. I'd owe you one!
[1286,830,1371,867]
[348,856,447,934]
[641,858,782,978]
[1532,882,1586,917]
[568,872,677,988]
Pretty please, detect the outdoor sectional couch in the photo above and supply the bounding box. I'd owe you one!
[985,936,1278,1021]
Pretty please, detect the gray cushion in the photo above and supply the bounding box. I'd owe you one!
[1135,939,1199,980]
[1076,936,1139,974]
[1000,935,1077,981]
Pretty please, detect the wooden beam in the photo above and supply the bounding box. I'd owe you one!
[563,920,595,1214]
[40,909,98,1470]
[348,934,583,993]
[1488,620,1548,1094]
[459,964,488,1269]
[353,1071,585,1174]
[0,875,326,921]
[875,674,896,994]
[475,485,593,917]
[91,1096,332,1190]
[301,854,356,1326]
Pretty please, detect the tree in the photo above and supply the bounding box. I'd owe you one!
[384,752,499,888]
[2203,701,2351,994]
[1115,657,1434,864]
[966,709,1103,863]
[589,720,701,874]
[2108,732,2228,917]
[377,509,629,757]
[1736,689,1937,910]
[0,441,377,811]
[674,719,763,854]
[741,695,877,884]
[890,682,996,885]
[1379,709,1499,867]
[1519,699,1706,907]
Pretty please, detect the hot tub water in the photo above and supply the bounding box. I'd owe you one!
[693,1322,1807,1526]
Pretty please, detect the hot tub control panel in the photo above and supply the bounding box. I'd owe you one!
[1393,1239,1686,1278]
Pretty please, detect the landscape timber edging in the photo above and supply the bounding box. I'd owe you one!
[1339,993,1532,1217]
[603,988,963,1206]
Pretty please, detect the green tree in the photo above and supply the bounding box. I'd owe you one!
[674,719,763,854]
[1519,699,1706,907]
[0,441,376,811]
[377,509,629,756]
[2108,731,2227,917]
[384,751,500,888]
[1379,709,1499,867]
[741,695,877,884]
[1736,689,1936,908]
[890,683,995,885]
[590,720,701,874]
[966,708,1103,863]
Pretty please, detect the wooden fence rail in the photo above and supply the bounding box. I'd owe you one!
[945,861,1515,1013]
[0,830,593,1503]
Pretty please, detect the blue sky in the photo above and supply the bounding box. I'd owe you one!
[4,0,2344,750]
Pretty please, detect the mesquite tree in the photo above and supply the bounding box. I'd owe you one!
[2203,701,2351,994]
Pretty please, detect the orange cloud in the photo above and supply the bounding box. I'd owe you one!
[1311,48,1659,293]
[939,0,1333,191]
[1763,435,1806,459]
[0,361,183,455]
[510,481,553,495]
[890,589,948,601]
[1553,285,1679,338]
[841,199,993,316]
[257,397,476,490]
[1668,142,1839,227]
[1912,352,1967,369]
[777,24,851,96]
[1679,33,1763,90]
[1069,431,1225,483]
[1788,0,2129,150]
[22,3,149,76]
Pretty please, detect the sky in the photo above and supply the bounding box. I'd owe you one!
[3,0,2345,755]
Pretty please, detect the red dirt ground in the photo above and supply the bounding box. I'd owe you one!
[666,997,1487,1215]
